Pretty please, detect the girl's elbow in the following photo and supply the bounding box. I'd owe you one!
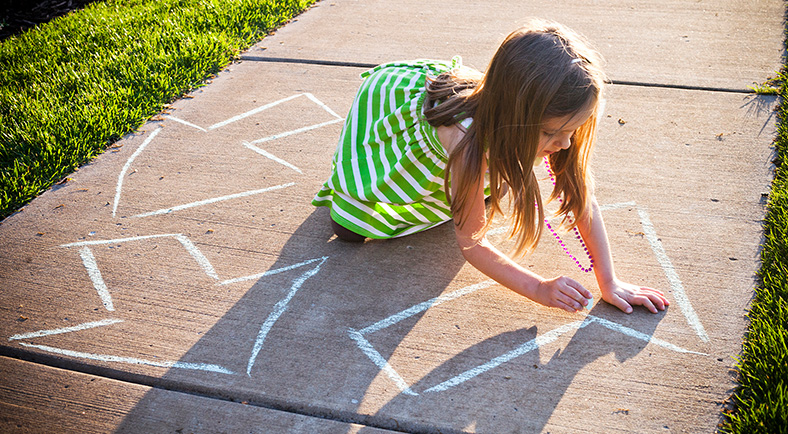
[455,235,487,261]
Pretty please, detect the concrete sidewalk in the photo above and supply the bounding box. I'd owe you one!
[0,1,782,433]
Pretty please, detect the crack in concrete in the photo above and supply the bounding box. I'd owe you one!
[239,55,756,94]
[0,348,455,434]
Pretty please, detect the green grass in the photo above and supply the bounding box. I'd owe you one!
[719,41,788,434]
[0,0,315,219]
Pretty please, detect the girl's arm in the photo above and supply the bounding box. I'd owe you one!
[575,196,669,313]
[452,162,592,313]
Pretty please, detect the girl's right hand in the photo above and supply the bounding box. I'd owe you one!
[535,276,593,313]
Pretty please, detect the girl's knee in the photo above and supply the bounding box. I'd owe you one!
[330,218,367,242]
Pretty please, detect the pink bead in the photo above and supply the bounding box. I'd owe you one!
[541,157,593,273]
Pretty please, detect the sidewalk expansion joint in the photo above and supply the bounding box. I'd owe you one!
[0,346,462,434]
[239,55,755,94]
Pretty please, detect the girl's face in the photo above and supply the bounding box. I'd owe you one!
[536,111,592,160]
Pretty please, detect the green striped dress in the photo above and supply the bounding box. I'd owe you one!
[312,58,470,238]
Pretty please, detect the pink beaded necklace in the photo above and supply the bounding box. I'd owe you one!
[542,157,594,273]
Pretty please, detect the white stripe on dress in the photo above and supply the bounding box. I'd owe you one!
[361,70,388,202]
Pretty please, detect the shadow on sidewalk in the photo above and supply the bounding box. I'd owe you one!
[352,304,660,433]
[111,206,472,432]
[108,201,662,433]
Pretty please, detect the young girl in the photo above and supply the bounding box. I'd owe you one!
[313,20,668,315]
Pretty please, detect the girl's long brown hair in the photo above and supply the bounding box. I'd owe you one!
[424,20,606,256]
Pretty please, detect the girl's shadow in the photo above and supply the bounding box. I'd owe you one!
[112,204,664,433]
[112,206,470,432]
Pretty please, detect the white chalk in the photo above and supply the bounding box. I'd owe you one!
[19,343,234,374]
[113,127,162,217]
[246,257,328,376]
[584,295,593,310]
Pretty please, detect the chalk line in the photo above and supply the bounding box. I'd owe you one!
[61,233,181,248]
[247,118,345,146]
[247,257,328,376]
[425,320,588,393]
[349,328,419,396]
[589,315,706,355]
[19,343,234,374]
[9,319,123,341]
[487,200,707,342]
[208,94,303,130]
[636,207,709,342]
[132,182,296,218]
[165,115,207,132]
[243,142,303,174]
[598,201,637,212]
[79,247,115,311]
[304,92,342,119]
[359,280,498,336]
[220,257,328,286]
[63,233,220,282]
[113,127,162,217]
[174,235,219,280]
[424,314,704,393]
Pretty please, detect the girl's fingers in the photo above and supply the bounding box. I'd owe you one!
[555,292,579,312]
[556,297,580,313]
[635,286,668,311]
[565,279,592,300]
[647,291,667,311]
[609,293,633,314]
[640,286,670,305]
[560,278,591,301]
[629,294,658,314]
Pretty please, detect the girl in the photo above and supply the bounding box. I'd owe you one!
[313,20,668,315]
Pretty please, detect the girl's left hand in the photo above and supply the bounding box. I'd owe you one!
[600,278,669,314]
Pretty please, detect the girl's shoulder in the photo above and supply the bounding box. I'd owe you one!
[437,123,467,156]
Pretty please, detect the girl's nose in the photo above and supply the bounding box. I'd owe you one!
[556,135,572,150]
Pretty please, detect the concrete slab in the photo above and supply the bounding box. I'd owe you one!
[0,56,775,432]
[252,0,784,91]
[0,356,396,433]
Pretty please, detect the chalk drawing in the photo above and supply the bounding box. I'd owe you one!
[636,206,709,342]
[19,343,234,374]
[9,318,232,374]
[348,328,419,396]
[242,142,303,174]
[9,319,123,341]
[487,201,708,342]
[423,320,588,393]
[79,247,115,311]
[349,201,709,395]
[247,118,345,146]
[114,92,343,217]
[61,233,180,248]
[589,315,706,355]
[422,314,706,394]
[131,182,296,218]
[112,127,162,217]
[246,256,328,376]
[62,233,220,281]
[166,115,207,132]
[61,233,331,291]
[44,91,346,373]
[220,257,328,286]
[207,94,304,130]
[2,234,330,374]
[173,234,220,280]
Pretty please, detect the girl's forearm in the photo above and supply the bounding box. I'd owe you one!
[577,197,617,289]
[459,237,544,299]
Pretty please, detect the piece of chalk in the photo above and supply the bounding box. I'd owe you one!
[584,295,594,310]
